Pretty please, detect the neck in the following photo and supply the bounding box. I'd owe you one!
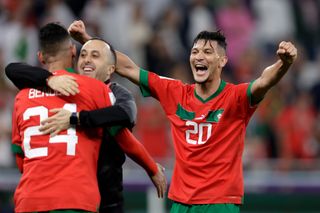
[195,78,221,100]
[46,58,72,73]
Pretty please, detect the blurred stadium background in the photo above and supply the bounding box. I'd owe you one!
[0,0,320,212]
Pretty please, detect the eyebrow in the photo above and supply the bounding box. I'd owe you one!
[191,46,214,51]
[91,50,100,55]
[80,49,101,55]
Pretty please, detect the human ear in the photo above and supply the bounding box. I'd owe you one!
[37,51,46,65]
[219,56,228,68]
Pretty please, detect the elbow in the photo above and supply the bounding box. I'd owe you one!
[258,75,278,91]
[4,63,14,78]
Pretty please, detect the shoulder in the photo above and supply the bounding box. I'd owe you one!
[144,70,181,84]
[15,88,30,99]
[223,82,250,92]
[76,74,109,89]
[110,82,130,93]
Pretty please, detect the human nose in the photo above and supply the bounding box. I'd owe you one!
[194,51,204,60]
[83,55,92,63]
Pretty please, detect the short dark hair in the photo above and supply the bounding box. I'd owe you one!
[88,37,117,65]
[193,30,227,51]
[39,22,71,55]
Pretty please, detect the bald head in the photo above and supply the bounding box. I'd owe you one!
[77,39,117,81]
[85,38,117,65]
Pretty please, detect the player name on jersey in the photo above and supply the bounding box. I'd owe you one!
[28,88,63,99]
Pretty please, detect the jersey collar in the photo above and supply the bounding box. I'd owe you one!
[194,80,226,103]
[66,67,77,73]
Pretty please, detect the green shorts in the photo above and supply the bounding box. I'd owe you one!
[170,202,240,213]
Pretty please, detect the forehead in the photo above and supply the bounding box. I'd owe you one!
[192,39,218,49]
[81,40,110,53]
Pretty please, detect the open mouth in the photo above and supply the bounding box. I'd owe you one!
[195,64,208,72]
[82,65,95,74]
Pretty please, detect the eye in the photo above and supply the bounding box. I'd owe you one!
[92,53,100,58]
[191,50,198,55]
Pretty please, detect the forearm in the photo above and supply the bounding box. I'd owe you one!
[5,63,51,89]
[115,51,140,84]
[115,128,158,176]
[79,106,133,128]
[251,60,290,103]
[260,60,290,88]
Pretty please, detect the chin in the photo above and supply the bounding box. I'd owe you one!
[82,72,91,76]
[194,76,208,84]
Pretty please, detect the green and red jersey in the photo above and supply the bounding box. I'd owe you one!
[12,70,113,212]
[139,69,257,204]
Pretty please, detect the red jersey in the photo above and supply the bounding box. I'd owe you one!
[139,69,257,204]
[12,70,113,212]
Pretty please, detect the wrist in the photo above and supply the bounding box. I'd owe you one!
[46,75,54,86]
[70,112,79,125]
[83,34,92,44]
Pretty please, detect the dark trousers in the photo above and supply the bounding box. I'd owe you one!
[99,203,124,213]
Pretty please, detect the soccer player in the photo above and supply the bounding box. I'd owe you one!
[10,23,166,213]
[69,20,298,212]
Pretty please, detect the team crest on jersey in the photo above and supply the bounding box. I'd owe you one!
[207,109,224,122]
[176,103,224,123]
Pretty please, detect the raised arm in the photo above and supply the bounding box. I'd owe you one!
[69,20,141,84]
[115,50,140,84]
[250,41,297,105]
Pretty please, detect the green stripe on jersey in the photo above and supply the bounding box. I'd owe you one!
[139,68,151,97]
[108,125,124,137]
[247,80,263,106]
[66,67,77,73]
[246,80,254,106]
[12,144,24,155]
[176,104,195,120]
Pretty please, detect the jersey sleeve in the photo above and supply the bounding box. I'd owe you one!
[139,68,183,115]
[114,128,158,176]
[234,82,257,123]
[12,96,24,174]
